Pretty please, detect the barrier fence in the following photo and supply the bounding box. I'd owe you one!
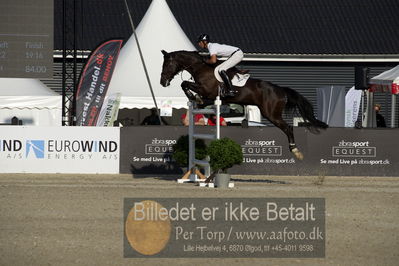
[185,98,221,182]
[120,127,399,177]
[1,126,398,176]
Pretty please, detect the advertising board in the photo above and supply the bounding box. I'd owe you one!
[120,127,398,176]
[0,126,119,173]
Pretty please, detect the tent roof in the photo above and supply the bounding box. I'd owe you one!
[370,65,399,85]
[0,78,61,108]
[0,78,60,96]
[107,0,196,109]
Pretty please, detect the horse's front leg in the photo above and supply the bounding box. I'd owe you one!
[181,81,204,104]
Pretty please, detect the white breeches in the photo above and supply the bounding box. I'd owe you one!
[214,50,244,82]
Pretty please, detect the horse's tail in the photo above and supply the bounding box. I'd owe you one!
[284,87,328,134]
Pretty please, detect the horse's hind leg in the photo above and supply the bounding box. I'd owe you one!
[275,119,304,160]
[260,104,304,160]
[286,125,304,160]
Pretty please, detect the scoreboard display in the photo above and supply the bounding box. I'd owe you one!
[0,0,53,78]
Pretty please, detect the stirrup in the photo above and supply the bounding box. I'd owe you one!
[223,89,236,97]
[221,84,237,97]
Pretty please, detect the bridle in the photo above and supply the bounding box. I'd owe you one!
[162,52,205,83]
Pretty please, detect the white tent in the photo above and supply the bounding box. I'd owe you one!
[0,78,62,126]
[367,65,399,127]
[107,0,196,109]
[370,65,399,87]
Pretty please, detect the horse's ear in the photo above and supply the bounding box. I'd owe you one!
[161,50,168,56]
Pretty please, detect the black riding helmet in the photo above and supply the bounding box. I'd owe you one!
[197,34,210,43]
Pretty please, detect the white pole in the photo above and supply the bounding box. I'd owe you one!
[215,96,221,139]
[188,101,194,171]
[361,90,364,125]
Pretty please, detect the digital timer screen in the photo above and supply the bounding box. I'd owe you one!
[0,0,53,78]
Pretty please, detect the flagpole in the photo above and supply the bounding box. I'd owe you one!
[123,0,162,125]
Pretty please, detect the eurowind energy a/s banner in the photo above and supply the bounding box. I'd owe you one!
[76,39,123,126]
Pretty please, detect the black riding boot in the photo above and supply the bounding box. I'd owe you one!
[219,70,236,97]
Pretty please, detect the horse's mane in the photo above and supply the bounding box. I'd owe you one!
[170,50,204,61]
[170,50,225,67]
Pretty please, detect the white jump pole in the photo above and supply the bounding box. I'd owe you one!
[215,95,221,139]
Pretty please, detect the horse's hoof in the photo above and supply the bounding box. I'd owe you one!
[292,148,304,160]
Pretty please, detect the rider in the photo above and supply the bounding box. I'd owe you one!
[197,34,243,97]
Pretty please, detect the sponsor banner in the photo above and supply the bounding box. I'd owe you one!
[76,39,123,126]
[96,93,121,127]
[124,198,325,258]
[120,127,398,176]
[224,127,308,175]
[307,128,398,176]
[120,127,184,175]
[120,127,306,175]
[0,126,119,173]
[345,86,362,127]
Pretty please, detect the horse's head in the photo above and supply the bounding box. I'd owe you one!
[160,50,182,87]
[160,50,205,87]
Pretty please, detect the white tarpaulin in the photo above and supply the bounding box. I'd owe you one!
[0,78,62,126]
[107,0,196,109]
[317,86,346,127]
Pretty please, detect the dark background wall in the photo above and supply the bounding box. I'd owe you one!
[41,61,398,126]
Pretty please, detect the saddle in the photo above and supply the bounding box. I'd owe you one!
[226,68,250,87]
[227,67,249,76]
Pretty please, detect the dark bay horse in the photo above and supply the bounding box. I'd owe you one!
[160,50,328,159]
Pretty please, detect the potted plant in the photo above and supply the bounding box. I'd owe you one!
[207,137,243,188]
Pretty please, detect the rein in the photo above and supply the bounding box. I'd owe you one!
[177,58,204,82]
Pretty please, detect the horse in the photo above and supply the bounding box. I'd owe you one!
[160,50,328,160]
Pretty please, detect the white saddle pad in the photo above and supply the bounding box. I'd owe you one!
[232,73,250,87]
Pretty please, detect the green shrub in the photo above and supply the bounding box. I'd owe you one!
[208,137,243,173]
[172,135,207,167]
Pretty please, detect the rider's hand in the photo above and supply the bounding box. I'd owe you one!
[201,56,209,64]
